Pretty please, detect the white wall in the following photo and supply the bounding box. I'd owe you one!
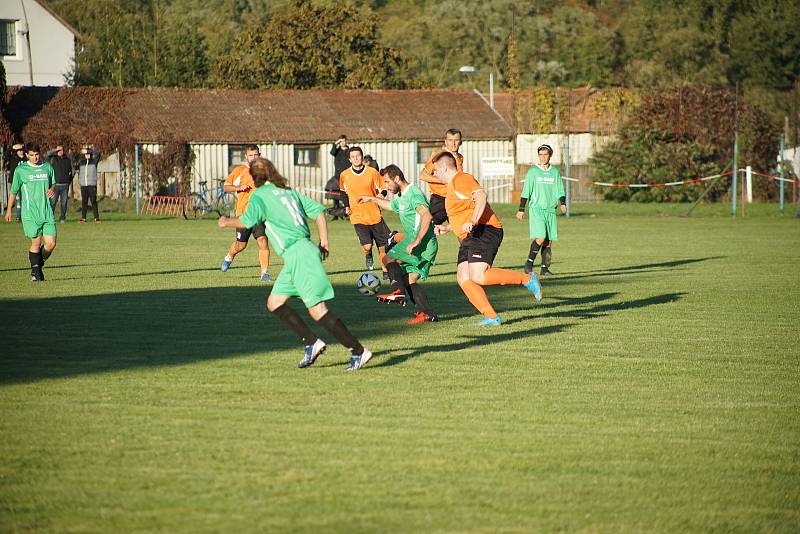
[516,133,613,168]
[0,0,75,86]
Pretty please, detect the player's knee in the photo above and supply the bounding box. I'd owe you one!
[535,237,546,245]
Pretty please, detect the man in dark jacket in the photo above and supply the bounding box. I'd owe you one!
[76,146,101,223]
[327,134,350,220]
[46,146,74,222]
[5,143,26,220]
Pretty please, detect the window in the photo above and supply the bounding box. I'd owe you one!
[294,145,318,167]
[228,145,248,171]
[0,20,17,57]
[417,143,440,165]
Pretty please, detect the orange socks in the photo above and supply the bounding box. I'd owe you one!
[459,279,497,319]
[258,248,270,270]
[482,268,527,286]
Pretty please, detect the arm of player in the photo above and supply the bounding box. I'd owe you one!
[4,194,15,222]
[358,195,392,211]
[314,212,330,260]
[407,205,433,254]
[217,216,247,229]
[462,189,488,235]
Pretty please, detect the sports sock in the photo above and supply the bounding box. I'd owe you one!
[271,304,316,345]
[542,245,552,268]
[527,240,541,265]
[386,262,415,304]
[458,279,497,319]
[318,311,364,355]
[409,283,433,315]
[482,268,528,286]
[40,246,52,262]
[258,249,270,270]
[29,250,41,269]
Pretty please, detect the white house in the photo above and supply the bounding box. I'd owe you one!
[1,0,79,86]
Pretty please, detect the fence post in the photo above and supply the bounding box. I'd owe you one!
[745,165,752,203]
[779,132,785,215]
[732,132,738,216]
[135,144,141,216]
[564,133,571,217]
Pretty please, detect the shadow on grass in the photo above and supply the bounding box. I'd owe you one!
[0,280,685,384]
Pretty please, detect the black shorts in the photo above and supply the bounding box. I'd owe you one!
[354,220,390,247]
[429,193,448,225]
[236,222,267,243]
[457,225,503,265]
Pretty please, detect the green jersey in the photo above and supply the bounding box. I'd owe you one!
[11,161,56,221]
[389,184,434,240]
[239,183,326,256]
[521,164,565,211]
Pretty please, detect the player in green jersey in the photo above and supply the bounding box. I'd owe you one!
[358,164,439,324]
[516,144,566,276]
[217,158,374,371]
[5,144,57,282]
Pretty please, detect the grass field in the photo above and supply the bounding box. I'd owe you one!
[1,202,798,532]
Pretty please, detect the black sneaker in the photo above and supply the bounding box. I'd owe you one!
[540,266,553,277]
[365,254,374,271]
[523,261,533,274]
[31,268,44,282]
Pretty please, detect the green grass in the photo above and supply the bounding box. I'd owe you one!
[1,202,799,532]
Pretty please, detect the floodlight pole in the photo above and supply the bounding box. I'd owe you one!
[779,132,785,215]
[732,132,738,217]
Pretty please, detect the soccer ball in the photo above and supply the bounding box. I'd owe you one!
[357,272,381,295]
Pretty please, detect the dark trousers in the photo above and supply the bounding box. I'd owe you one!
[80,185,99,220]
[51,184,70,221]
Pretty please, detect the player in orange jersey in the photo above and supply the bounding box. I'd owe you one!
[419,128,464,226]
[339,146,391,279]
[431,152,542,326]
[219,144,272,282]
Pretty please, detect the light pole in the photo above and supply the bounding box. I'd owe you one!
[459,65,494,109]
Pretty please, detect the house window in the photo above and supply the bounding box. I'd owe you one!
[0,20,17,57]
[228,145,248,170]
[294,145,318,167]
[418,143,440,165]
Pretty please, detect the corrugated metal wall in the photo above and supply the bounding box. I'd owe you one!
[135,140,515,204]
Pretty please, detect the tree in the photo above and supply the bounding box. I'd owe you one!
[214,0,409,89]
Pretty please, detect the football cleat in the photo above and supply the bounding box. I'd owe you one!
[365,254,374,271]
[94,219,101,224]
[78,218,86,224]
[221,258,232,272]
[539,266,553,277]
[260,272,272,283]
[376,289,406,306]
[31,268,44,282]
[476,316,502,326]
[382,271,390,280]
[346,348,373,371]
[407,312,438,325]
[523,272,542,302]
[298,339,326,368]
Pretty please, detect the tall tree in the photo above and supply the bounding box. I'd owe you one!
[214,0,409,89]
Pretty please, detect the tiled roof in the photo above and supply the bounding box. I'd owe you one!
[124,88,513,143]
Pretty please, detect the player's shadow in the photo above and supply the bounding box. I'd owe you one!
[0,284,388,385]
[0,261,132,273]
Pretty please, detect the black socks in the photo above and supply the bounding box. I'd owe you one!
[409,283,433,315]
[318,311,364,355]
[272,304,317,346]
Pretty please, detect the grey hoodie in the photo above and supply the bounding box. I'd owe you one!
[77,151,100,186]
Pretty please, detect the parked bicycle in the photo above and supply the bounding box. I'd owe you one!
[185,179,236,219]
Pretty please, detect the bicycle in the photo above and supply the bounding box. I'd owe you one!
[185,179,236,219]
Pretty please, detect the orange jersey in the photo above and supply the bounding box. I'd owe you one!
[424,150,463,197]
[445,171,502,240]
[224,164,256,216]
[340,166,383,225]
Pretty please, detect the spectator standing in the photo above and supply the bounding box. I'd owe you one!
[327,134,350,219]
[6,143,26,220]
[46,145,74,222]
[76,146,101,223]
[364,154,379,171]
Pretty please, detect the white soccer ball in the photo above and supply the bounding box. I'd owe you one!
[357,272,381,295]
